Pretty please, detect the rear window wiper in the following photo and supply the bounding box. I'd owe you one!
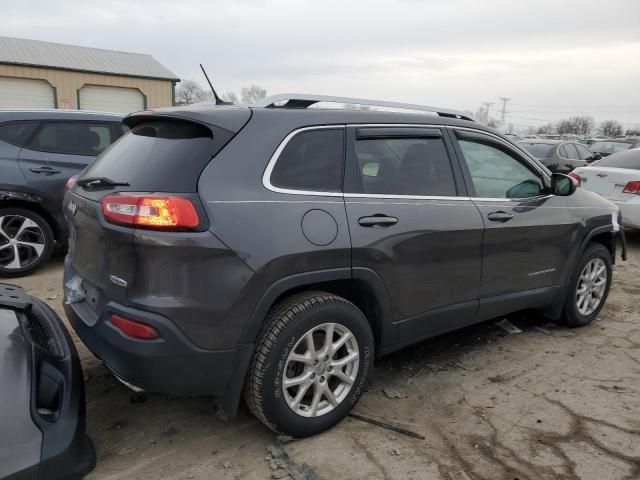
[77,177,130,189]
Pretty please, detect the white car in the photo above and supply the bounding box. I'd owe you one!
[571,149,640,229]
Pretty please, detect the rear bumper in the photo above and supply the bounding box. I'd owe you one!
[64,299,253,399]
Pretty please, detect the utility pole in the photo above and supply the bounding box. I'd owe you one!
[481,102,495,122]
[499,97,511,123]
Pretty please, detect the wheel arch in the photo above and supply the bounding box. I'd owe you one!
[241,267,396,353]
[0,192,64,244]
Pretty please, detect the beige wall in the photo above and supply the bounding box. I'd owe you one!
[0,64,174,109]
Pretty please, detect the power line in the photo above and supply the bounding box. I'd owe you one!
[482,101,495,118]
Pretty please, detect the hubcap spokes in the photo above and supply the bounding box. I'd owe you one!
[575,258,607,316]
[0,215,45,270]
[283,323,359,418]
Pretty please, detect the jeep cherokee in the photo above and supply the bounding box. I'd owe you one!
[62,94,625,437]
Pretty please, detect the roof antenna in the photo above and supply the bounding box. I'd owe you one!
[200,64,232,105]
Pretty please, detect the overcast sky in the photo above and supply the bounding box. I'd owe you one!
[4,0,640,128]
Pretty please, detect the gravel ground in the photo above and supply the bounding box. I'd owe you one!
[11,231,640,480]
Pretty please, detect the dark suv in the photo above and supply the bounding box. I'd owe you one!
[0,110,125,276]
[63,94,625,437]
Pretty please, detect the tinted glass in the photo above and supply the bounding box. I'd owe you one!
[562,143,579,160]
[81,120,216,192]
[0,121,39,147]
[352,137,456,196]
[28,121,119,156]
[459,139,544,199]
[590,141,633,154]
[594,149,640,170]
[576,144,594,160]
[519,142,554,157]
[271,129,344,192]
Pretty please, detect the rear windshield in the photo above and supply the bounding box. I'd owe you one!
[593,149,640,170]
[590,141,633,154]
[519,143,554,158]
[80,120,226,192]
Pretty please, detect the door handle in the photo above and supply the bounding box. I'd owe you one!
[487,211,514,223]
[29,166,61,175]
[358,215,398,227]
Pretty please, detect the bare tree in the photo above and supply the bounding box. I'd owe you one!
[240,85,267,104]
[625,128,640,136]
[536,123,555,135]
[600,120,623,137]
[175,80,206,105]
[222,92,239,103]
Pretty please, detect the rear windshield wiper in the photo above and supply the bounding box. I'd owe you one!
[77,177,130,189]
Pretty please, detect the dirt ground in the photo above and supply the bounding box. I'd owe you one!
[12,231,640,480]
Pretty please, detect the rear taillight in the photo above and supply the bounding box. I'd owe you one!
[110,315,158,340]
[101,194,200,229]
[623,181,640,195]
[64,175,78,192]
[568,172,582,186]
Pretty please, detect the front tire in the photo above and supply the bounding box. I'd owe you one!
[561,243,612,327]
[0,207,54,277]
[244,291,374,437]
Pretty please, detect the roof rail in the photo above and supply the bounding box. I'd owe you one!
[252,93,475,121]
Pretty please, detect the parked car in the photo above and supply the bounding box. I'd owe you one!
[589,138,640,158]
[571,149,640,229]
[63,94,624,437]
[0,283,94,479]
[518,139,599,173]
[0,110,126,277]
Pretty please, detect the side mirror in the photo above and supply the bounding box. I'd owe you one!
[551,173,577,196]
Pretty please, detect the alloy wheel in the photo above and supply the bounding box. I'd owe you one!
[575,257,607,316]
[283,323,359,418]
[0,215,47,270]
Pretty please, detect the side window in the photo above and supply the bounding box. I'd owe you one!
[458,138,544,199]
[270,129,344,192]
[0,121,39,147]
[27,122,117,156]
[576,144,594,160]
[351,136,457,196]
[563,143,579,160]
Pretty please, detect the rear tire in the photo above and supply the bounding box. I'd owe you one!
[561,243,612,327]
[244,291,374,437]
[0,207,54,277]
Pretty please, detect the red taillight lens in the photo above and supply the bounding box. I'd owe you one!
[101,194,200,229]
[110,314,158,340]
[623,181,640,194]
[568,172,582,186]
[65,175,78,192]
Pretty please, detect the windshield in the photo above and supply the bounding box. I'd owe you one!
[590,141,633,154]
[519,143,554,158]
[593,149,640,170]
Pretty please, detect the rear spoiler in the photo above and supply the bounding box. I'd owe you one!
[124,104,251,133]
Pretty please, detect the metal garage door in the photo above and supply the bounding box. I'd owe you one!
[78,86,144,114]
[0,77,55,108]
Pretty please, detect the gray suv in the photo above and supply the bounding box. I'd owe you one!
[63,94,625,437]
[0,110,125,276]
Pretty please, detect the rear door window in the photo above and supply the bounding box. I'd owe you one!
[349,134,457,196]
[562,143,579,160]
[270,128,345,193]
[0,121,39,147]
[576,144,594,160]
[27,121,122,156]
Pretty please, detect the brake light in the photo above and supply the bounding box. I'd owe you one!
[623,181,640,194]
[568,172,582,186]
[64,175,78,192]
[110,315,158,340]
[101,194,199,229]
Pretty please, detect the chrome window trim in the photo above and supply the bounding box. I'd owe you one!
[262,123,555,202]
